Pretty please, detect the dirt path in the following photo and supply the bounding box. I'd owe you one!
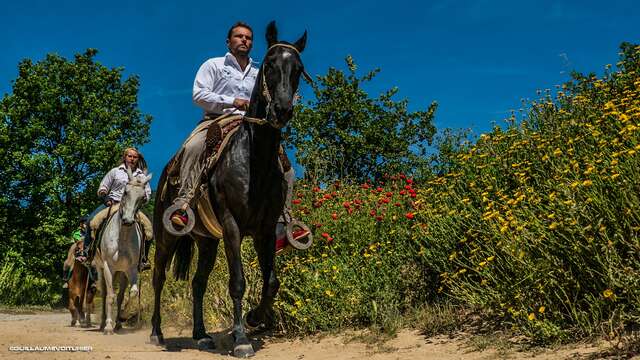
[0,310,614,359]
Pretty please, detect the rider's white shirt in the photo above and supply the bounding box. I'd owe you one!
[193,52,259,115]
[98,165,151,203]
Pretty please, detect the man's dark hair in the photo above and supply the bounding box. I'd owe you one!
[227,22,253,39]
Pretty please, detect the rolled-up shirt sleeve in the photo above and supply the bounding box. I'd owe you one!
[193,60,235,113]
[98,169,114,196]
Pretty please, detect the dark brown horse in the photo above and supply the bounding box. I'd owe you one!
[150,21,308,357]
[65,242,96,327]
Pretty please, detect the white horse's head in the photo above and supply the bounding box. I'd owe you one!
[121,168,152,225]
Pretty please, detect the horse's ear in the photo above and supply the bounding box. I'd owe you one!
[293,30,307,53]
[266,21,278,47]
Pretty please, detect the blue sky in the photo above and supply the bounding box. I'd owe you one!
[2,0,638,188]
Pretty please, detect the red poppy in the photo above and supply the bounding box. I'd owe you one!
[292,199,301,205]
[370,209,377,216]
[361,183,370,189]
[394,202,401,207]
[327,236,334,244]
[376,187,383,192]
[405,212,415,220]
[385,192,393,197]
[343,201,351,208]
[375,215,384,222]
[315,223,323,228]
[331,213,338,220]
[406,178,413,185]
[399,190,406,195]
[313,186,321,192]
[321,232,330,238]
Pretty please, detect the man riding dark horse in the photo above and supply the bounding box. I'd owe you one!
[166,22,307,244]
[151,21,310,357]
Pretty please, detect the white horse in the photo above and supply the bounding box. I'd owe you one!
[94,168,152,334]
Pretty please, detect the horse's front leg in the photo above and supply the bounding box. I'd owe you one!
[99,267,107,331]
[222,214,254,358]
[192,236,219,349]
[114,273,128,332]
[101,261,115,335]
[150,234,178,346]
[247,227,279,329]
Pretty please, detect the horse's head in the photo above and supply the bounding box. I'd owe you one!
[257,21,307,129]
[120,168,152,226]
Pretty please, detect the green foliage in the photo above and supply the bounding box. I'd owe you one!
[418,42,640,342]
[286,55,437,183]
[0,49,152,304]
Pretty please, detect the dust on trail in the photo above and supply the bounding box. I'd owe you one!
[0,310,610,360]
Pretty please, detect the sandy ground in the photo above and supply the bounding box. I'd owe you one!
[0,310,620,360]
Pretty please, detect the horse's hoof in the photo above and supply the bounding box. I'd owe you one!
[196,337,216,350]
[103,328,114,335]
[70,321,76,327]
[130,284,139,297]
[81,322,91,328]
[233,343,255,358]
[114,323,122,332]
[149,334,165,346]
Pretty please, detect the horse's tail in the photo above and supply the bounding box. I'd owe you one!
[153,157,193,281]
[173,236,193,281]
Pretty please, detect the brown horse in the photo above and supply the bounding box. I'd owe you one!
[64,241,96,327]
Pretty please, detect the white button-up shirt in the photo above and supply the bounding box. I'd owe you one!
[98,165,151,203]
[193,52,259,115]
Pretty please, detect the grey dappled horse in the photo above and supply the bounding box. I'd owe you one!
[94,168,152,334]
[151,21,308,357]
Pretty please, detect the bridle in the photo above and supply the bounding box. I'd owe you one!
[243,43,312,128]
[118,180,145,222]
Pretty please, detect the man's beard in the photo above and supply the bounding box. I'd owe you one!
[233,46,250,57]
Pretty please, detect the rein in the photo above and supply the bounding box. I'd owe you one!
[243,43,312,128]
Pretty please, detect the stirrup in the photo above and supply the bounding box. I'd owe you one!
[162,203,195,236]
[286,220,313,250]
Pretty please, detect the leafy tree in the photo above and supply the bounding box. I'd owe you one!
[286,56,437,183]
[0,49,151,304]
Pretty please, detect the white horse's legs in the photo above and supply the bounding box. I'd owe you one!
[115,273,128,332]
[129,268,139,297]
[100,269,106,331]
[102,261,115,335]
